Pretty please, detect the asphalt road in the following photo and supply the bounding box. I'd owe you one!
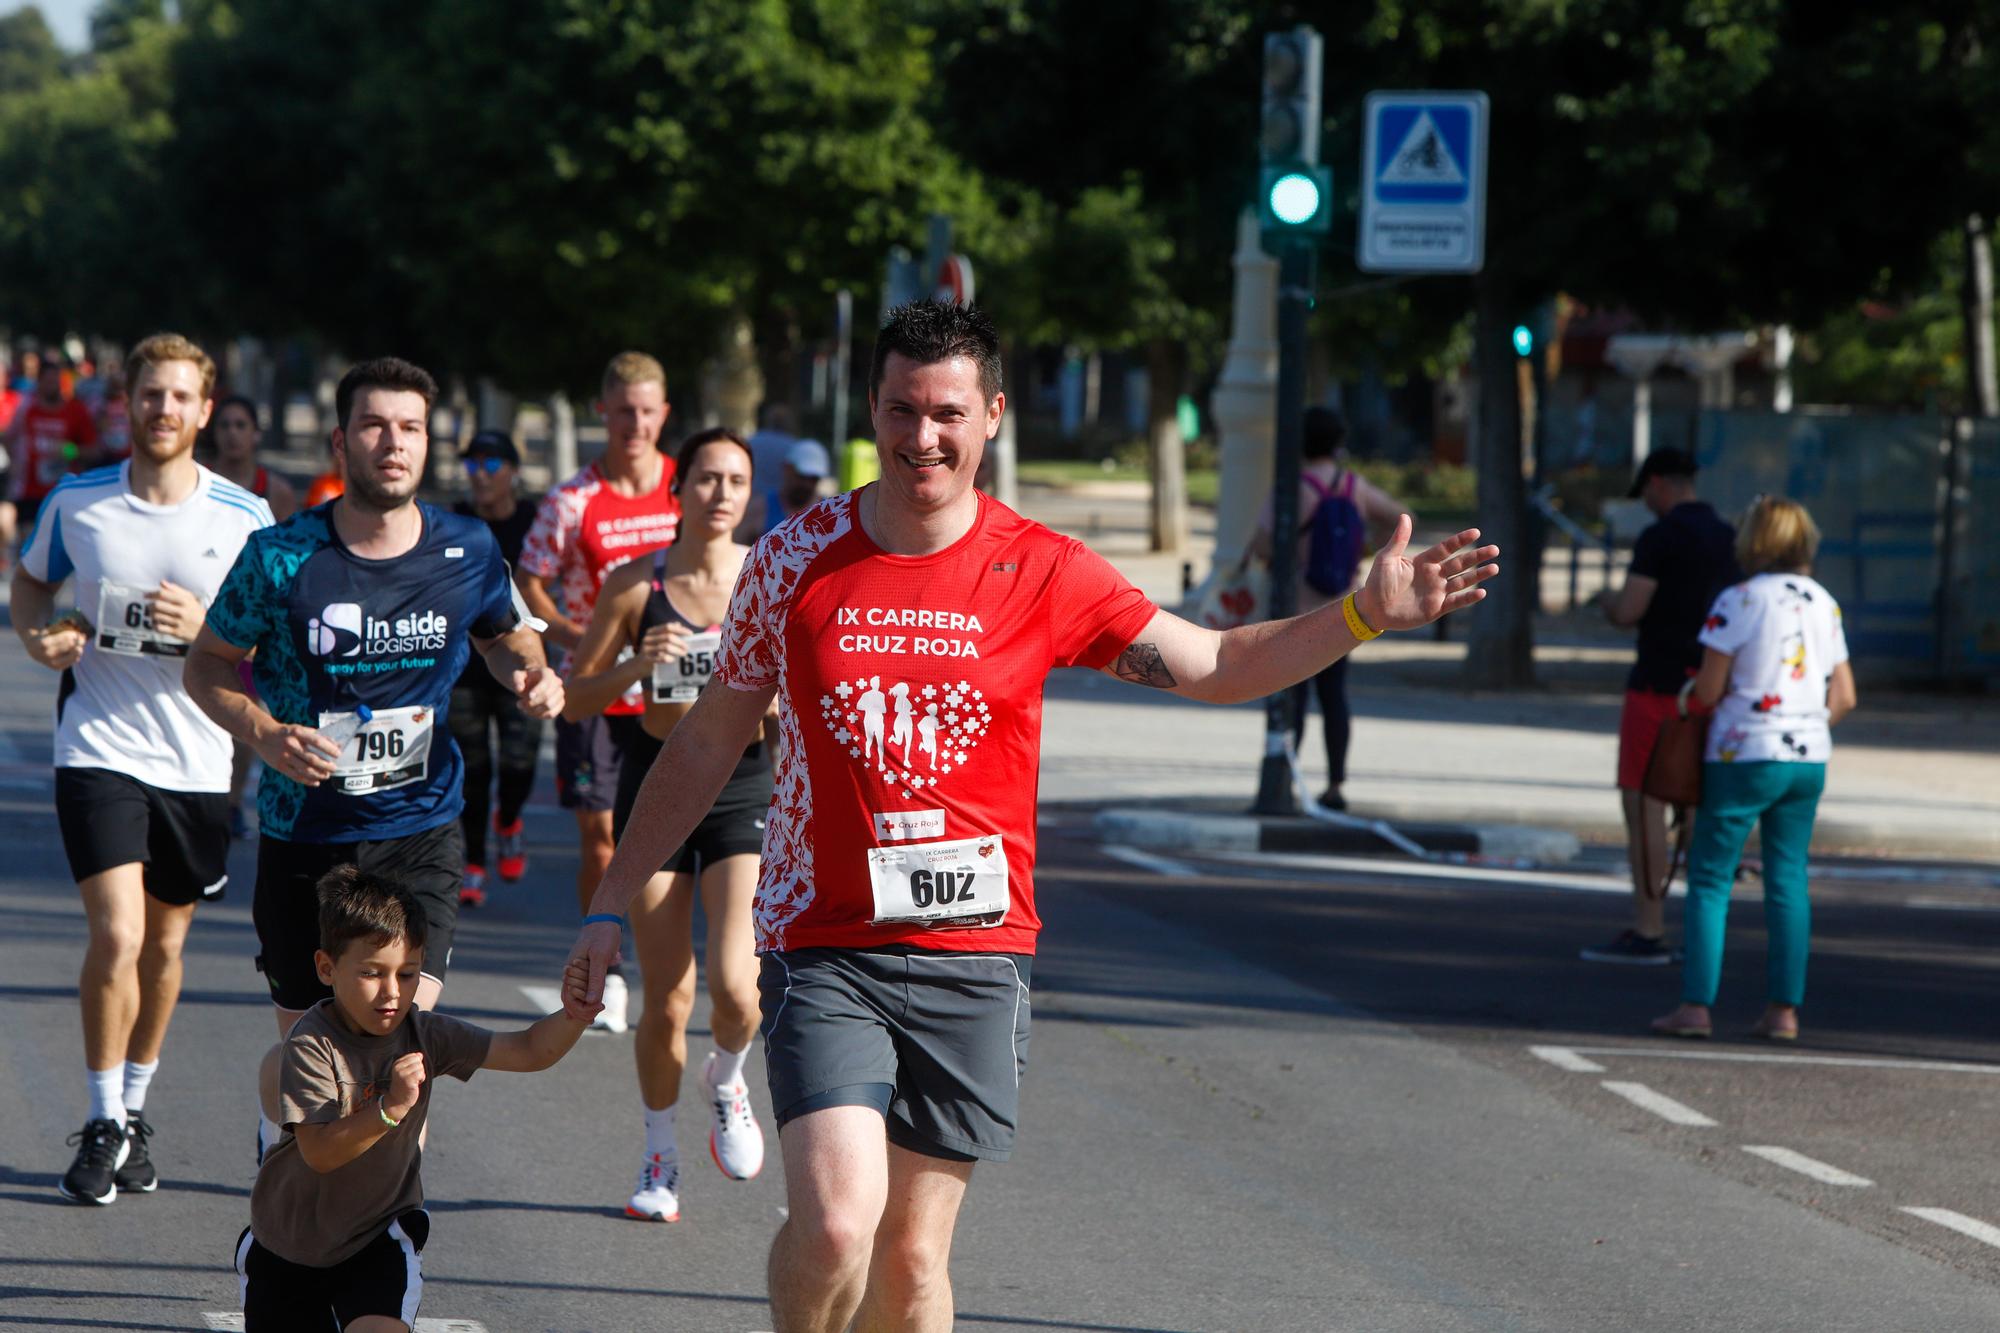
[3,637,2000,1329]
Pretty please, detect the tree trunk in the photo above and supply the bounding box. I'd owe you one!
[1964,213,1997,417]
[1464,274,1535,689]
[1146,338,1188,554]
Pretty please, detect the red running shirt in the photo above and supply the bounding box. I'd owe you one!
[15,398,97,498]
[520,459,681,716]
[715,490,1157,956]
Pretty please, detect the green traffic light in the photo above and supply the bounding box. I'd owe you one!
[1511,324,1534,356]
[1268,172,1322,227]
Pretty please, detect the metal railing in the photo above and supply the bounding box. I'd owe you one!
[1530,484,1615,613]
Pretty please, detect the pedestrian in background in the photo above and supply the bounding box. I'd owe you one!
[1252,407,1403,810]
[1651,497,1857,1042]
[450,430,545,907]
[1583,448,1741,965]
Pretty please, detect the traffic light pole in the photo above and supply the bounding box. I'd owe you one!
[1252,238,1318,815]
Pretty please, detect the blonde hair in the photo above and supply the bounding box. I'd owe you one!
[1736,496,1820,575]
[601,350,667,399]
[126,332,216,399]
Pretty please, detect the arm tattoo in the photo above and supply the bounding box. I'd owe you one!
[1111,642,1178,689]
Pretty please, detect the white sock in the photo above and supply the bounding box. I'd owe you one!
[707,1042,750,1089]
[87,1066,126,1127]
[122,1059,159,1114]
[643,1103,678,1159]
[259,1114,282,1156]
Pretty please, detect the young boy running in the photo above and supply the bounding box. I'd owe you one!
[236,867,597,1330]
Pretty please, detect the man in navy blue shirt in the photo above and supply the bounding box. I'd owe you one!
[1583,448,1740,964]
[186,358,563,1148]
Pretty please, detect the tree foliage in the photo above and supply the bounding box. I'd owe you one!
[0,6,64,95]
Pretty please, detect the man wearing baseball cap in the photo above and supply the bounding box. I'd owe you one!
[450,429,545,905]
[754,437,832,537]
[1584,447,1741,964]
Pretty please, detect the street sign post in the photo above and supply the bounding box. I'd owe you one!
[1358,91,1489,274]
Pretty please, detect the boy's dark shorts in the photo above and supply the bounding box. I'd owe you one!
[253,821,462,1010]
[760,946,1031,1163]
[235,1208,429,1332]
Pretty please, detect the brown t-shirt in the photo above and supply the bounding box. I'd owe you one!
[250,1000,492,1266]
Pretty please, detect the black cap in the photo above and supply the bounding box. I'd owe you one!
[464,430,520,467]
[1627,447,1697,498]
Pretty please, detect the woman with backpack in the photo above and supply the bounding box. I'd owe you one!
[1253,407,1405,810]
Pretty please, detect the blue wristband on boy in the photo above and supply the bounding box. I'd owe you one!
[581,913,624,928]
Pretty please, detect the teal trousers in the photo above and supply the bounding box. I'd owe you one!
[1680,760,1827,1009]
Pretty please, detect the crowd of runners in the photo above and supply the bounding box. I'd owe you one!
[7,305,1500,1331]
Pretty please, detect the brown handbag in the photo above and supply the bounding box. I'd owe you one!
[1642,680,1709,809]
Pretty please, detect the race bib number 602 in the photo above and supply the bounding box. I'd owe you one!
[867,833,1010,930]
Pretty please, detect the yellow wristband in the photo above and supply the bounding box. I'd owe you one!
[378,1103,401,1129]
[1341,592,1383,642]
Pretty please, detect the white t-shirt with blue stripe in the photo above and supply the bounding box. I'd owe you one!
[19,462,272,792]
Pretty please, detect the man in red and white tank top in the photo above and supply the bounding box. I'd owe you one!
[561,303,1501,1330]
[518,352,679,1030]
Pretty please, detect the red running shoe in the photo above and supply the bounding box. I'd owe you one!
[494,817,527,882]
[459,863,488,909]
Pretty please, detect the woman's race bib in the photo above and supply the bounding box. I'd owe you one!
[319,705,434,794]
[94,580,187,658]
[651,629,722,705]
[866,832,1009,930]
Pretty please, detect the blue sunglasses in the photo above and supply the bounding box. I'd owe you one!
[464,456,507,475]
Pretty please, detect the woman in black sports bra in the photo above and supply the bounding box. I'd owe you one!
[563,427,773,1220]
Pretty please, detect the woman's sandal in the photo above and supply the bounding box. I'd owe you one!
[1751,1013,1800,1042]
[1650,1009,1713,1039]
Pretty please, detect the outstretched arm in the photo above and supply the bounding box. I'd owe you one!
[1103,516,1498,704]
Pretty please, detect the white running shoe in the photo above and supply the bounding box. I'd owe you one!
[593,971,629,1035]
[625,1151,680,1222]
[703,1052,765,1180]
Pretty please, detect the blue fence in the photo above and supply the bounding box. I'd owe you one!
[1693,410,1998,683]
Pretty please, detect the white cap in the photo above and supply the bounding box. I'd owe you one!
[786,439,831,478]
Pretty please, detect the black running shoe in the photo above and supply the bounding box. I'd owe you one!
[1579,929,1673,965]
[59,1117,131,1205]
[114,1112,158,1193]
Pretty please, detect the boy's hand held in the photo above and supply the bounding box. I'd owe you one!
[383,1051,426,1121]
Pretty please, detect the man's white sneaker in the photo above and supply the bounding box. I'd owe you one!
[625,1151,680,1222]
[703,1052,765,1180]
[593,971,629,1035]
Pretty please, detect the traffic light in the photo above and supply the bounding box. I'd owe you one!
[1512,324,1534,357]
[1259,27,1330,240]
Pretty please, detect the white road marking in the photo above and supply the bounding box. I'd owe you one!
[1210,849,1657,897]
[1741,1145,1873,1187]
[1529,1045,1605,1073]
[1102,844,1197,878]
[202,1312,488,1320]
[1560,1047,2000,1077]
[519,984,565,1013]
[1600,1080,1718,1126]
[1900,1207,2000,1249]
[1904,897,2000,913]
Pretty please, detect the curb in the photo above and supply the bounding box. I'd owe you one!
[1094,807,1583,864]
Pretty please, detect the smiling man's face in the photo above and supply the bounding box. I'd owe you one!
[868,352,1002,516]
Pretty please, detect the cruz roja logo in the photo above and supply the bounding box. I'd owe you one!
[308,602,450,657]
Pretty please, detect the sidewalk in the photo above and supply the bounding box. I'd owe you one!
[1019,481,2000,862]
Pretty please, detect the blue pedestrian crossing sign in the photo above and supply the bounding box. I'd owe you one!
[1359,91,1489,273]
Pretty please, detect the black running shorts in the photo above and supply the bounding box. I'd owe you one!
[613,730,771,875]
[253,821,463,1010]
[54,767,229,906]
[235,1209,429,1331]
[554,713,641,812]
[760,946,1032,1163]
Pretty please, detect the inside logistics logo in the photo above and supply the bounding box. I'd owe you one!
[308,602,449,657]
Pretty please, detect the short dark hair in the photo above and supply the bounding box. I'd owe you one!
[672,426,752,496]
[869,300,1002,403]
[335,357,438,432]
[213,394,260,428]
[1302,407,1347,461]
[316,865,428,961]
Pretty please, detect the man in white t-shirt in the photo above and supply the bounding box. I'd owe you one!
[12,334,272,1205]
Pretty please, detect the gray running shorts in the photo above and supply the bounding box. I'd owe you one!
[759,946,1032,1163]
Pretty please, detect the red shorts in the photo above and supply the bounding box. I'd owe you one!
[1616,689,1681,791]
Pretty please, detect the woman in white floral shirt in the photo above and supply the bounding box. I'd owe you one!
[1651,498,1859,1042]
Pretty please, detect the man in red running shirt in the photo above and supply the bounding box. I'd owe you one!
[563,303,1500,1331]
[518,351,680,1032]
[7,357,98,530]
